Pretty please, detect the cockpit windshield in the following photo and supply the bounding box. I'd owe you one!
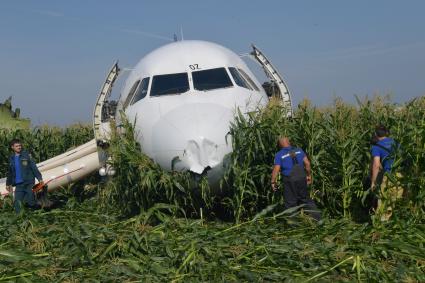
[238,68,260,91]
[229,67,252,90]
[130,77,150,105]
[192,67,233,91]
[150,73,189,97]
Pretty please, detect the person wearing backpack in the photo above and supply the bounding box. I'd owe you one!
[271,137,321,221]
[370,125,404,221]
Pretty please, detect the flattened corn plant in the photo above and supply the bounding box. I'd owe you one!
[0,96,424,281]
[0,197,424,282]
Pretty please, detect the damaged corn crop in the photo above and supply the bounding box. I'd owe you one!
[0,96,424,281]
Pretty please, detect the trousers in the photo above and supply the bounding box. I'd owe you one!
[282,176,321,221]
[14,183,36,214]
[376,172,404,222]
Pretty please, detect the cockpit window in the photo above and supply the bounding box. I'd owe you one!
[229,67,253,90]
[192,67,233,91]
[150,73,189,97]
[130,77,150,105]
[123,80,140,109]
[238,68,260,91]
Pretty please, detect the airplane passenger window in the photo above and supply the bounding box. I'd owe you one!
[150,73,189,97]
[229,67,253,90]
[123,80,140,109]
[238,68,260,91]
[130,77,150,105]
[192,67,233,91]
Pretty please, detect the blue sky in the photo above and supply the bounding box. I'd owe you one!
[1,1,424,125]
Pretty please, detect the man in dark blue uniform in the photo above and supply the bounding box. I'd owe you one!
[6,139,43,214]
[370,125,403,221]
[370,125,395,188]
[271,137,321,220]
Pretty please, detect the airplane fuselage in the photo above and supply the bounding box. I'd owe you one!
[117,40,269,184]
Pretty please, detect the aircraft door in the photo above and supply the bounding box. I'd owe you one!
[93,62,120,143]
[250,45,293,117]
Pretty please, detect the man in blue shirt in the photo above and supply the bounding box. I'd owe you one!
[271,137,321,220]
[370,125,403,221]
[370,125,395,188]
[6,139,43,214]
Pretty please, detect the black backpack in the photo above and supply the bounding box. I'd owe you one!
[288,149,306,181]
[373,142,412,171]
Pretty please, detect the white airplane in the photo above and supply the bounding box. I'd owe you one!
[0,40,292,196]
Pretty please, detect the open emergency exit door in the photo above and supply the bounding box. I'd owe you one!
[250,45,293,118]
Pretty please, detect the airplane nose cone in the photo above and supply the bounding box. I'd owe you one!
[185,137,220,173]
[152,103,233,174]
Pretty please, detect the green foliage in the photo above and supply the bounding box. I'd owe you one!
[100,118,212,218]
[98,97,425,224]
[224,97,425,222]
[0,97,424,281]
[0,201,424,282]
[0,124,93,176]
[0,96,30,129]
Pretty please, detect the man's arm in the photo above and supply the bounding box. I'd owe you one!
[370,156,381,189]
[303,156,312,185]
[271,165,280,191]
[30,158,43,182]
[6,160,12,186]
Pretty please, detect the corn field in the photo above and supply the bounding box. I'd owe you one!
[0,124,93,176]
[223,96,425,222]
[1,97,424,281]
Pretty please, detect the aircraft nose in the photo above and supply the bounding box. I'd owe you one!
[152,103,233,174]
[185,137,220,173]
